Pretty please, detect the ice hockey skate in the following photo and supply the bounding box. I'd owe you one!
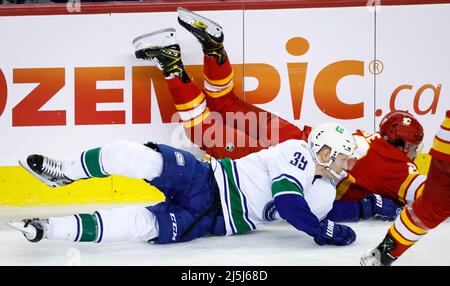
[7,219,48,243]
[360,246,397,266]
[177,7,226,64]
[19,154,73,188]
[132,28,189,82]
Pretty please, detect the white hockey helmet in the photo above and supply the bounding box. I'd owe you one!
[308,122,356,160]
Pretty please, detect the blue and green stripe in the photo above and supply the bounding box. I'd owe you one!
[220,158,255,234]
[271,174,304,198]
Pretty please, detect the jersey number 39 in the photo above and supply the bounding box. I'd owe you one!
[290,152,308,170]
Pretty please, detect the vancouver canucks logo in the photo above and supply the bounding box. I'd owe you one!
[174,151,185,166]
[263,201,278,221]
[226,143,234,152]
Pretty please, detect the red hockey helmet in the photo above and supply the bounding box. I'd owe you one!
[379,110,424,145]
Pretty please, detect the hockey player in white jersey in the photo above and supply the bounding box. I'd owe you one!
[9,122,357,247]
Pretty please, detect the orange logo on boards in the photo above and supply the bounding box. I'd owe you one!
[0,37,444,127]
[285,37,364,120]
[389,84,441,116]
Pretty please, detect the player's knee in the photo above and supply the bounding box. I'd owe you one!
[101,140,141,174]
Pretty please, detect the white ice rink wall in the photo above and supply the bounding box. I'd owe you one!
[0,0,449,205]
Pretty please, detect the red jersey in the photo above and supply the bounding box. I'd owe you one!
[336,130,426,206]
[167,54,427,207]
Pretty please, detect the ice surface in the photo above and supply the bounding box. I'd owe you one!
[0,204,448,266]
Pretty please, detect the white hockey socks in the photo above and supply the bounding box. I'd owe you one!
[63,140,163,181]
[47,206,159,243]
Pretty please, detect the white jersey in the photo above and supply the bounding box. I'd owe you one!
[210,139,329,235]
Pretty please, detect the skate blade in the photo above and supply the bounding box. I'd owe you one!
[132,28,177,51]
[19,159,58,188]
[7,221,37,240]
[7,221,28,232]
[360,251,381,266]
[177,7,222,37]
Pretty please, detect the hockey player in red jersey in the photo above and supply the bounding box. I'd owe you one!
[335,110,425,207]
[149,8,424,211]
[132,7,404,222]
[361,110,450,266]
[149,8,424,210]
[133,7,311,161]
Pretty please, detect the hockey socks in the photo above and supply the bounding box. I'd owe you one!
[45,207,159,243]
[63,141,163,181]
[382,206,429,259]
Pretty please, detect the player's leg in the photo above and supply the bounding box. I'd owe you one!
[146,202,224,244]
[361,158,450,266]
[412,159,450,228]
[141,143,226,243]
[177,8,309,151]
[361,111,450,266]
[177,7,234,115]
[20,140,163,188]
[133,28,260,159]
[133,28,211,132]
[11,143,226,244]
[133,29,222,155]
[8,206,159,243]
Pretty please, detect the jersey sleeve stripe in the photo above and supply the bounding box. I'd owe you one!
[414,183,425,201]
[272,173,304,193]
[398,173,419,204]
[404,174,427,205]
[273,190,305,197]
[272,178,303,198]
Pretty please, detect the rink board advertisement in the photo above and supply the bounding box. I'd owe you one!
[0,3,449,205]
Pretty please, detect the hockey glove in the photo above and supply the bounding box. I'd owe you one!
[314,220,356,246]
[360,194,402,221]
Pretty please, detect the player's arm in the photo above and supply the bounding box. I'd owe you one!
[271,177,356,246]
[325,194,403,222]
[267,141,356,245]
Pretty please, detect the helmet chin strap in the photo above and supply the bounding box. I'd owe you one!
[313,153,342,179]
[322,160,342,179]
